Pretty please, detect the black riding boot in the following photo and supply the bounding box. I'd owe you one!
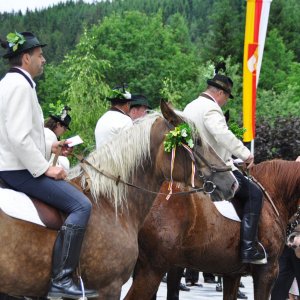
[47,224,98,299]
[240,213,266,264]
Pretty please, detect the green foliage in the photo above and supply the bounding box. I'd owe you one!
[228,121,246,141]
[259,29,294,92]
[71,11,199,108]
[164,123,194,152]
[62,29,111,151]
[6,31,25,51]
[0,0,299,161]
[48,100,65,116]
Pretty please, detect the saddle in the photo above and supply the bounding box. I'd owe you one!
[0,178,65,230]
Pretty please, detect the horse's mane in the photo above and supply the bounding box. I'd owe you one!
[251,159,300,201]
[69,112,160,208]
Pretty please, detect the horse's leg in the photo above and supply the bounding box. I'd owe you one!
[166,266,184,300]
[124,261,165,300]
[253,265,279,300]
[96,280,123,300]
[223,275,240,300]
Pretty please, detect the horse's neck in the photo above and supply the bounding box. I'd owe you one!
[252,163,300,219]
[126,164,162,230]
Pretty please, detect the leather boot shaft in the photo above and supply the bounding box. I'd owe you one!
[48,224,98,299]
[240,213,267,264]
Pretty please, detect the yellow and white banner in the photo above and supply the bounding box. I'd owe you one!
[243,0,272,142]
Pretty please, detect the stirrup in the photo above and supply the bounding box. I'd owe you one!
[252,242,267,264]
[242,242,267,264]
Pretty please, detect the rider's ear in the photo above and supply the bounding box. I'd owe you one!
[160,100,184,127]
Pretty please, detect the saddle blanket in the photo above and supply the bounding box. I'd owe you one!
[0,188,45,226]
[0,188,240,226]
[214,200,241,222]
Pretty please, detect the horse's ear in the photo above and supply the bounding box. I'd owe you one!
[160,100,184,127]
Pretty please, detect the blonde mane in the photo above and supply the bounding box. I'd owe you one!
[69,113,160,208]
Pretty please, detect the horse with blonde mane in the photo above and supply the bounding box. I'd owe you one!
[0,102,237,300]
[125,159,300,300]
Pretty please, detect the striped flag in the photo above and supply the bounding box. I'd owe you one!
[243,0,272,142]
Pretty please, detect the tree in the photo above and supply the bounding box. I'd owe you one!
[70,11,200,108]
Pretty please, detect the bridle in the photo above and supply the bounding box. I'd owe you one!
[71,118,232,197]
[286,205,300,243]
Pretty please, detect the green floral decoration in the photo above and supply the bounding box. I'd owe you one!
[228,121,247,140]
[164,123,194,152]
[108,88,131,100]
[48,100,65,116]
[7,32,26,52]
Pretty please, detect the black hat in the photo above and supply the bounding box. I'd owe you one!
[2,31,46,59]
[207,74,234,99]
[50,106,72,130]
[130,94,151,109]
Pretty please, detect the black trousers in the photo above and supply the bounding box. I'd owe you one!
[271,246,300,300]
[185,268,199,284]
[0,170,92,227]
[233,170,263,214]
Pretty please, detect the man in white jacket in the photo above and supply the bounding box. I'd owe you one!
[95,86,133,149]
[0,31,97,298]
[184,73,266,264]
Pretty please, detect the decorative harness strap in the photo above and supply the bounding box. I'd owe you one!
[250,175,280,217]
[72,153,205,197]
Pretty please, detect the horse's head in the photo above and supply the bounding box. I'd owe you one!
[155,101,237,201]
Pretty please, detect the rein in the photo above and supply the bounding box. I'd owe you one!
[71,153,206,197]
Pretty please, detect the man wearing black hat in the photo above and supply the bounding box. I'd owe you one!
[183,73,266,265]
[0,32,98,298]
[129,94,151,120]
[95,88,133,149]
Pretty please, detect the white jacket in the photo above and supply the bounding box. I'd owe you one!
[95,110,133,149]
[0,69,51,177]
[183,95,250,170]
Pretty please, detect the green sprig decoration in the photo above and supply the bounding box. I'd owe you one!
[164,123,194,152]
[228,121,246,140]
[7,32,26,52]
[48,100,65,116]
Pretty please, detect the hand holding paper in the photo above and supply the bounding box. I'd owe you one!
[66,135,84,147]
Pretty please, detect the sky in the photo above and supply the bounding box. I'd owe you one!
[0,0,96,14]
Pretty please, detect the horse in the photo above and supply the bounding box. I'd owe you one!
[0,101,237,300]
[125,160,300,300]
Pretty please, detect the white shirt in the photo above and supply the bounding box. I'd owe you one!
[95,110,133,149]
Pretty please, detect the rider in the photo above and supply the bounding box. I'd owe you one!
[128,94,151,120]
[0,32,98,298]
[44,105,72,171]
[183,71,266,264]
[95,85,133,149]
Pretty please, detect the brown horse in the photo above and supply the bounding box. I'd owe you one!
[125,160,300,300]
[0,102,237,300]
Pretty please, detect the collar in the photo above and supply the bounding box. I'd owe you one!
[109,107,129,116]
[8,67,36,88]
[200,92,217,104]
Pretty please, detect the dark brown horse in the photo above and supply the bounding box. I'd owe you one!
[0,102,237,300]
[125,160,300,300]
